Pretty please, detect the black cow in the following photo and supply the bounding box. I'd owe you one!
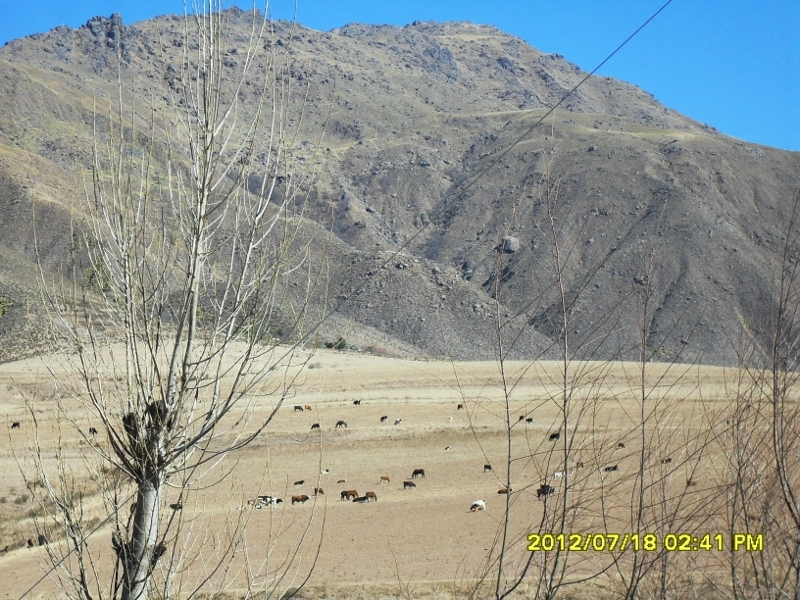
[537,484,555,500]
[603,465,618,473]
[411,468,425,478]
[548,432,560,442]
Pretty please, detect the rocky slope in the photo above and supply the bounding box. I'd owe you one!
[0,10,797,364]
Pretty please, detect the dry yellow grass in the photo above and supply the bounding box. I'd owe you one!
[0,348,744,598]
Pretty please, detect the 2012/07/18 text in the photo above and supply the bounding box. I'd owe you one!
[527,533,764,552]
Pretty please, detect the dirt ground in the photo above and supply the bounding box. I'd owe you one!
[0,348,737,599]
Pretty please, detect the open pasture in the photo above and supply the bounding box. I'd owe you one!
[0,349,759,598]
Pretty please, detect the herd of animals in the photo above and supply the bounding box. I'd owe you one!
[242,400,629,514]
[3,398,650,553]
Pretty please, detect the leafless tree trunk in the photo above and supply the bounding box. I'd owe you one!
[24,4,328,599]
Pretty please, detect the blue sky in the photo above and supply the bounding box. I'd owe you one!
[1,0,798,151]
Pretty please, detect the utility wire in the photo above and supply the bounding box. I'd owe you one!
[17,1,674,597]
[293,0,676,350]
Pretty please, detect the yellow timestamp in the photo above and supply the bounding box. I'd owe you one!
[527,533,764,552]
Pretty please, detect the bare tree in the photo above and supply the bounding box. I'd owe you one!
[23,4,328,599]
[723,190,800,600]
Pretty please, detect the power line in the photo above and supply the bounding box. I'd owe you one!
[16,1,674,596]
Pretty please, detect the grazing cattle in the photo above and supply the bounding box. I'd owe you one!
[340,489,358,501]
[603,465,618,473]
[304,405,312,411]
[311,423,320,430]
[518,415,525,421]
[294,480,305,486]
[337,479,347,484]
[379,475,390,484]
[380,416,388,423]
[365,491,377,502]
[403,481,416,490]
[169,502,183,511]
[444,446,451,450]
[335,420,347,428]
[314,487,324,496]
[38,534,48,546]
[661,457,672,464]
[497,487,509,494]
[526,417,533,424]
[0,545,8,553]
[686,479,697,487]
[11,422,20,429]
[576,461,585,468]
[552,471,563,479]
[293,405,304,412]
[353,496,370,503]
[548,432,560,442]
[353,400,362,406]
[470,500,486,512]
[321,469,330,474]
[394,419,402,426]
[411,468,425,478]
[27,538,34,548]
[256,496,282,508]
[537,484,556,500]
[291,494,310,505]
[483,464,492,472]
[457,404,464,410]
[617,443,626,449]
[89,426,98,436]
[448,416,453,422]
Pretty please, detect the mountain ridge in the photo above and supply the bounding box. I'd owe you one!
[0,11,797,364]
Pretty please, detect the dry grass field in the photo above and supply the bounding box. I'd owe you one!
[0,348,758,599]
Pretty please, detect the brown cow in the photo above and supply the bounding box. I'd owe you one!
[291,494,310,505]
[379,475,390,484]
[365,491,377,502]
[498,487,509,494]
[314,487,324,495]
[340,489,358,500]
[304,405,312,411]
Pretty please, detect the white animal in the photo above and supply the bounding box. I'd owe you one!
[321,469,330,474]
[470,499,486,512]
[448,416,453,422]
[552,471,563,479]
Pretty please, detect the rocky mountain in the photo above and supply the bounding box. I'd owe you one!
[0,9,798,364]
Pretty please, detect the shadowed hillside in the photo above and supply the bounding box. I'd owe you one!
[0,10,797,363]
